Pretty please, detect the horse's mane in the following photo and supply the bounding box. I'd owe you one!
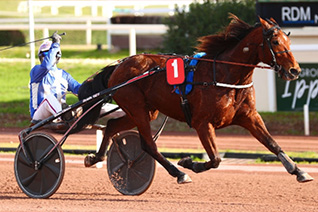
[195,14,259,57]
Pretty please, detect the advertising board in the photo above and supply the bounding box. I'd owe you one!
[276,63,318,111]
[257,1,318,27]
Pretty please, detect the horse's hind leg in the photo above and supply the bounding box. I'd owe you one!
[178,122,222,173]
[84,115,135,167]
[136,114,192,183]
[138,131,192,184]
[113,94,191,183]
[240,111,313,183]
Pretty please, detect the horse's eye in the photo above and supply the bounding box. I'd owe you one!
[272,40,279,46]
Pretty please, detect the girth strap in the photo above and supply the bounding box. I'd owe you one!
[191,81,254,89]
[179,83,192,128]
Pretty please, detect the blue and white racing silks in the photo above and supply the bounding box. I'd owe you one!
[29,42,81,118]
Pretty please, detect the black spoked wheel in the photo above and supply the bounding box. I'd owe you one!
[14,132,65,199]
[107,130,156,195]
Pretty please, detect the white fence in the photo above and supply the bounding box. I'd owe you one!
[17,0,200,16]
[2,0,203,53]
[0,0,202,68]
[0,18,167,55]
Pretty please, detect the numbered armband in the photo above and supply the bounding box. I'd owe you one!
[166,57,185,85]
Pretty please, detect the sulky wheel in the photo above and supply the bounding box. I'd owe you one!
[14,132,65,199]
[107,130,156,195]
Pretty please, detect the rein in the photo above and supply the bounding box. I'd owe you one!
[142,53,272,89]
[141,22,289,89]
[143,53,272,70]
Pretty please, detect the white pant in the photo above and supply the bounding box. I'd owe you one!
[33,96,125,121]
[100,103,125,118]
[32,94,62,121]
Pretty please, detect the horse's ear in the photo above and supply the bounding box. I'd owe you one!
[269,18,278,25]
[259,16,271,30]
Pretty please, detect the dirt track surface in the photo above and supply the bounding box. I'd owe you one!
[1,128,318,212]
[2,127,318,152]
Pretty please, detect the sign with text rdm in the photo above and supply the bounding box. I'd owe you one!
[257,1,318,27]
[276,63,318,111]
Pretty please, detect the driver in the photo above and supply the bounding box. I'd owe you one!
[29,31,81,129]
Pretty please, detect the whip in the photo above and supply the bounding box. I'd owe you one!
[0,32,66,52]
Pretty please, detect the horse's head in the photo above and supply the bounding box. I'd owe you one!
[259,17,301,81]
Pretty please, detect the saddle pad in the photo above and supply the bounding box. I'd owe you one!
[174,52,206,95]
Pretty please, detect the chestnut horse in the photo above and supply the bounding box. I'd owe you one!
[84,15,313,183]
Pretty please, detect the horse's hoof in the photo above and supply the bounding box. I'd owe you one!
[296,170,314,183]
[84,154,105,167]
[177,173,192,184]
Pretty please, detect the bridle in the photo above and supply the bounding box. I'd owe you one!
[262,19,291,73]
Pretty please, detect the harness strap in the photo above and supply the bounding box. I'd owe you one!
[215,81,254,89]
[209,53,253,89]
[275,49,291,55]
[180,96,192,128]
[179,71,192,128]
[213,55,217,86]
[191,81,254,89]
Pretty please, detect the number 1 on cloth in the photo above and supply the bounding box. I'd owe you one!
[166,57,185,85]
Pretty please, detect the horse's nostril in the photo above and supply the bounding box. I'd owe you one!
[290,68,299,76]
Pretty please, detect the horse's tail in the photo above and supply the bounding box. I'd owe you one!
[78,65,116,99]
[70,64,117,133]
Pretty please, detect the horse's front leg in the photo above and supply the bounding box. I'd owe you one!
[239,111,313,183]
[178,122,222,173]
